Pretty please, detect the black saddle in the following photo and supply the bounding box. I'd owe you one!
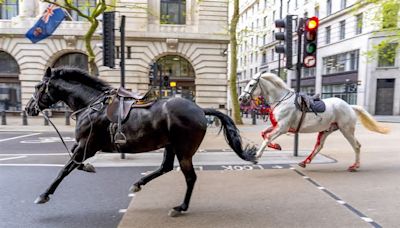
[295,93,326,114]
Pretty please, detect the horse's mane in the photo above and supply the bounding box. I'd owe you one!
[52,67,111,91]
[260,72,290,90]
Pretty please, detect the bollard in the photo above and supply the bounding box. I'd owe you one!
[22,111,28,125]
[251,110,256,125]
[44,110,49,126]
[1,111,6,125]
[65,111,70,125]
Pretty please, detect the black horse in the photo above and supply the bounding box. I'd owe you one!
[25,67,256,216]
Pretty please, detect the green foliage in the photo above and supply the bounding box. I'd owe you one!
[356,0,399,62]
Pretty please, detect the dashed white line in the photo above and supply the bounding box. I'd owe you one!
[361,217,374,223]
[0,164,64,167]
[119,209,127,213]
[0,133,41,142]
[0,156,27,161]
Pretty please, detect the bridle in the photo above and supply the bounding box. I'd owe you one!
[30,77,109,166]
[243,76,294,109]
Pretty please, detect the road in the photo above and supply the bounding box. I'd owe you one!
[0,131,298,228]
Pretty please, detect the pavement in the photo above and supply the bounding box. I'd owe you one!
[1,114,400,227]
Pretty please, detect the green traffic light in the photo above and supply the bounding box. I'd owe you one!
[306,43,316,54]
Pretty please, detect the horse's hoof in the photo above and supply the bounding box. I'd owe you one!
[168,209,182,217]
[83,163,96,173]
[130,185,141,193]
[347,166,358,172]
[298,162,306,168]
[34,195,50,204]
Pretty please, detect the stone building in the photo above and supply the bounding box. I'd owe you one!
[235,0,400,115]
[0,0,230,111]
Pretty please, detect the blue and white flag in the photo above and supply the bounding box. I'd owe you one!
[25,4,66,43]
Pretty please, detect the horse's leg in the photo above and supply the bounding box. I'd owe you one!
[298,123,338,168]
[35,143,96,204]
[255,124,288,160]
[261,126,282,150]
[339,126,362,172]
[169,155,197,217]
[130,145,175,193]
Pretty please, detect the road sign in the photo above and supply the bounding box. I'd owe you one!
[303,55,316,68]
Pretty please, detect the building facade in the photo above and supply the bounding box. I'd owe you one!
[235,0,400,115]
[0,0,230,111]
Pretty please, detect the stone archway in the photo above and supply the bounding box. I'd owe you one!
[53,52,98,76]
[0,50,21,111]
[150,55,195,100]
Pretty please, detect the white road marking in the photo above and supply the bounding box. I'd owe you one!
[118,209,127,213]
[336,200,346,205]
[0,156,27,161]
[361,217,374,222]
[0,153,69,156]
[128,193,135,197]
[0,133,41,142]
[0,164,64,167]
[317,186,325,190]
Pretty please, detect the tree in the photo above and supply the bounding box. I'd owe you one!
[356,0,400,63]
[229,0,243,124]
[41,0,109,75]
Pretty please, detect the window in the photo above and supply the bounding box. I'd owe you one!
[339,20,345,40]
[293,39,297,55]
[272,10,275,22]
[325,26,331,44]
[263,16,267,27]
[382,2,399,29]
[69,0,96,21]
[314,6,319,17]
[0,51,20,111]
[326,0,332,15]
[263,34,266,45]
[341,0,346,9]
[355,14,363,35]
[161,0,186,24]
[271,49,274,61]
[295,0,298,8]
[0,0,18,19]
[262,52,267,64]
[323,50,359,74]
[378,43,398,67]
[303,67,316,78]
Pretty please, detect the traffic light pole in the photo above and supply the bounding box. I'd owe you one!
[294,17,304,157]
[120,15,126,159]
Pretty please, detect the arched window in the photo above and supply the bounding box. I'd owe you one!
[0,51,20,111]
[160,0,186,24]
[0,0,19,19]
[157,55,194,78]
[53,52,98,76]
[152,55,195,101]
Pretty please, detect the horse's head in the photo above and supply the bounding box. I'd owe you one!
[238,72,262,105]
[25,67,59,116]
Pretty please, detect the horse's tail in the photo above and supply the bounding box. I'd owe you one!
[203,108,257,162]
[351,105,390,134]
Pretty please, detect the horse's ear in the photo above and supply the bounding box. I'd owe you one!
[44,67,52,79]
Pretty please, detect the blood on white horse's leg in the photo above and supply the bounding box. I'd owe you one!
[261,126,282,150]
[298,123,338,168]
[255,127,286,159]
[299,132,324,168]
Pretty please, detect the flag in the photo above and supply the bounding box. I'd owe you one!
[25,4,66,43]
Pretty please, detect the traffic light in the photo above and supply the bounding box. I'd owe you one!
[102,11,115,68]
[163,75,170,87]
[274,15,293,69]
[149,63,158,78]
[303,16,319,68]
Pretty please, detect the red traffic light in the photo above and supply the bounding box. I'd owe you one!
[305,17,319,31]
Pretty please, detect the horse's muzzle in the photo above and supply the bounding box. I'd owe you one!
[25,98,39,116]
[238,94,250,105]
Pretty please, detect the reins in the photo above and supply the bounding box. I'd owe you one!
[32,88,109,165]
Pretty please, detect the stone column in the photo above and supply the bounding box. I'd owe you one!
[18,0,36,17]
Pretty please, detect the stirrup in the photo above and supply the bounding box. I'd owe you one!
[114,132,127,144]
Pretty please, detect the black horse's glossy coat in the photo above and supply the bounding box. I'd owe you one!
[25,67,256,215]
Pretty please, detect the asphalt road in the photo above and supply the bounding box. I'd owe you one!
[0,131,290,228]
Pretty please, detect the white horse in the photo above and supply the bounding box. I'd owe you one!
[238,72,390,171]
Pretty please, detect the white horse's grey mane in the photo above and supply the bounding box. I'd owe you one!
[260,72,292,91]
